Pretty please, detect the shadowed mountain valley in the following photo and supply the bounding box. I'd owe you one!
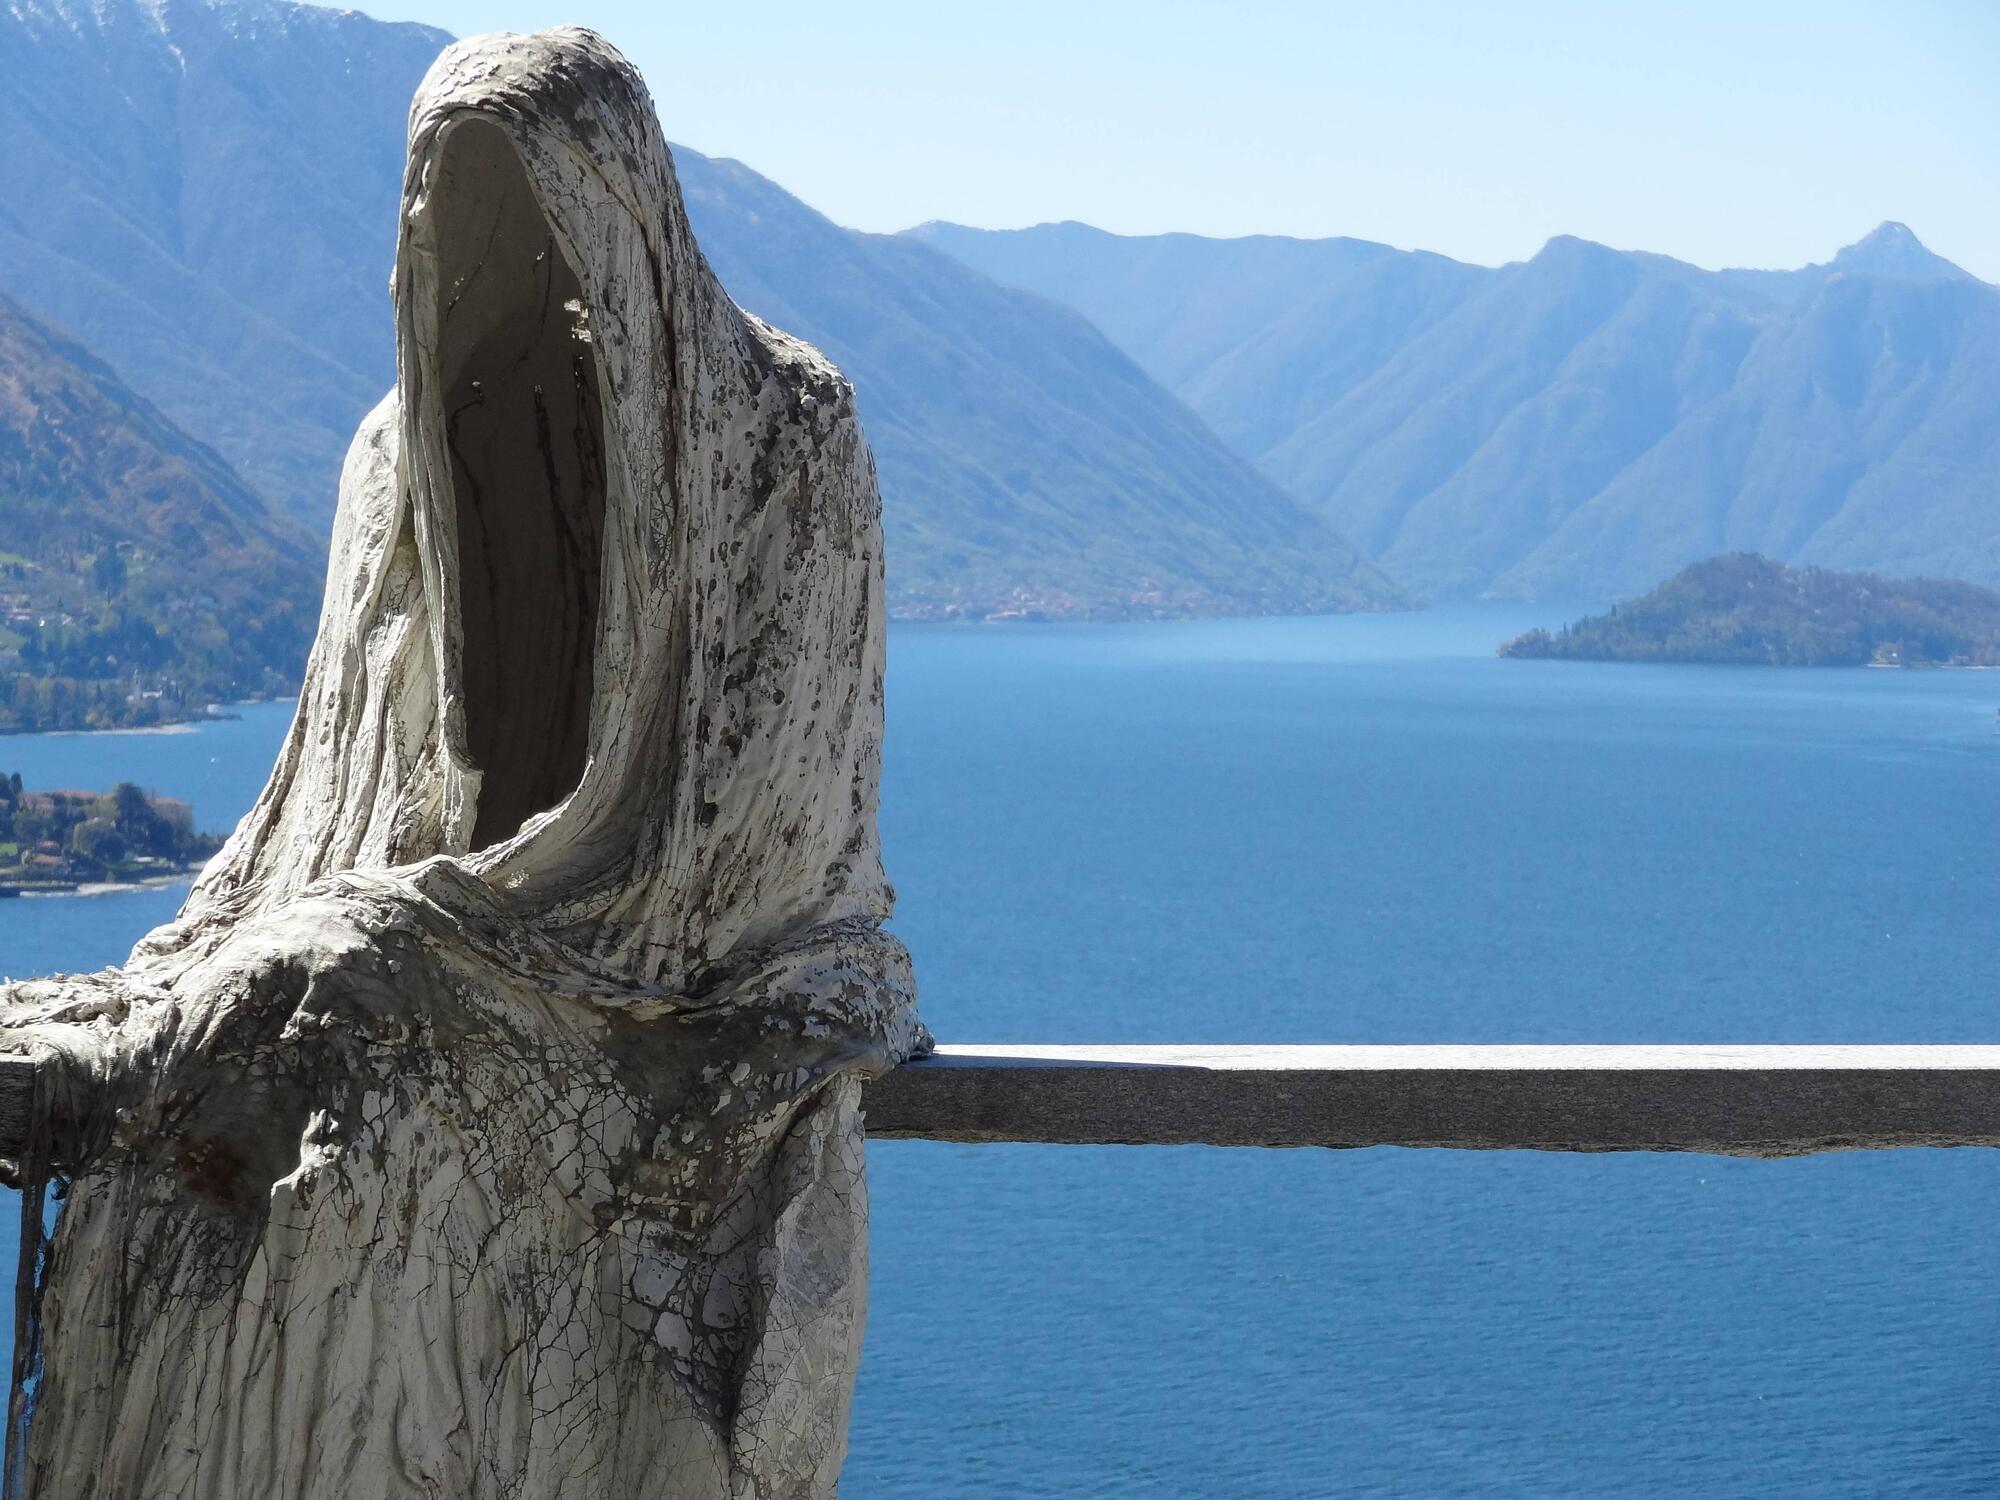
[671,149,1399,618]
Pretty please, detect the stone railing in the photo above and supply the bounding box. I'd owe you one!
[861,1045,2000,1157]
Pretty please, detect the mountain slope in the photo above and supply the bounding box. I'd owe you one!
[1714,220,1983,309]
[0,0,447,525]
[1495,274,2000,599]
[1259,238,1769,597]
[1181,250,1491,461]
[1,0,1399,618]
[677,151,1400,617]
[908,220,1404,392]
[0,291,322,729]
[920,220,2000,600]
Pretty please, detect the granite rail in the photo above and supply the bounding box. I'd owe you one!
[4,1045,2000,1161]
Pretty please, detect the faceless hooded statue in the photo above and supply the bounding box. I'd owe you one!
[0,28,925,1500]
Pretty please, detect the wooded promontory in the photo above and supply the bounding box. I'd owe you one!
[0,773,219,892]
[1501,554,2000,667]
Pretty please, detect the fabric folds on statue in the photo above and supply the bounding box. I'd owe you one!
[157,24,894,991]
[1,27,923,1500]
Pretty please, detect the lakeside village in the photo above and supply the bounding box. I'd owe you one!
[0,773,220,895]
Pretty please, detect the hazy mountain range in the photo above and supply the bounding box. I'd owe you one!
[0,0,1396,620]
[671,150,1395,616]
[914,220,2000,600]
[0,0,1992,632]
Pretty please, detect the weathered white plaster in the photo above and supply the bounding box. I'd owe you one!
[1,27,924,1499]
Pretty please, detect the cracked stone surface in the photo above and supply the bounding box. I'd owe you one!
[0,28,924,1499]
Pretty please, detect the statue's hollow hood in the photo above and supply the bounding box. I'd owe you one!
[166,28,893,990]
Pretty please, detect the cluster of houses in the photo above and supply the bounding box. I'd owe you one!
[0,777,213,894]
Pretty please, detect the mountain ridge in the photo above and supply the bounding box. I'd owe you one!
[676,150,1402,618]
[916,219,2000,602]
[0,0,451,522]
[0,0,1402,620]
[8,0,1990,621]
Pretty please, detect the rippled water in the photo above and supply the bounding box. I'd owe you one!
[2,609,1996,1496]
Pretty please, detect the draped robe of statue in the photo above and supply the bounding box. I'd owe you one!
[0,28,925,1500]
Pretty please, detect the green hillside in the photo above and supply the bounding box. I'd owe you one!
[919,221,2000,602]
[1501,554,2000,667]
[0,0,448,524]
[0,291,321,730]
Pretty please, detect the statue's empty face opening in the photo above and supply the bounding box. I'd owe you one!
[428,118,607,852]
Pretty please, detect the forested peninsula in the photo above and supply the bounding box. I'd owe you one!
[0,773,220,893]
[1501,554,2000,668]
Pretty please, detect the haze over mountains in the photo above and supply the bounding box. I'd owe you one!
[0,0,445,521]
[672,150,1395,616]
[0,0,1395,619]
[915,220,2000,600]
[0,0,1992,628]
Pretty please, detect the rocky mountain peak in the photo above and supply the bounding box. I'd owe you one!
[1829,221,1978,283]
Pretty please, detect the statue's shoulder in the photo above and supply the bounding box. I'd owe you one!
[342,390,401,480]
[734,309,856,413]
[327,390,405,559]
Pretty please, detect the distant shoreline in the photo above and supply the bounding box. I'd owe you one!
[30,720,205,738]
[1,866,202,899]
[0,698,293,740]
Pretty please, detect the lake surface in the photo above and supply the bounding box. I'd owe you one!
[2,607,1996,1496]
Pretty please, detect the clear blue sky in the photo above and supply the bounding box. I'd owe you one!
[354,0,2000,280]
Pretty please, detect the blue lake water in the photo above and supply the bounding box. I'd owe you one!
[2,607,1997,1496]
